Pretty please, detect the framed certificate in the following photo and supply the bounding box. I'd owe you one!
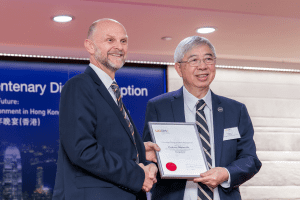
[148,122,208,179]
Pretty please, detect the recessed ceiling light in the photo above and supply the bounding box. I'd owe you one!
[53,15,73,23]
[161,36,172,41]
[196,27,216,34]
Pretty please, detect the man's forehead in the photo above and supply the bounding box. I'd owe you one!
[95,21,127,36]
[184,45,213,57]
[93,29,127,41]
[101,33,128,39]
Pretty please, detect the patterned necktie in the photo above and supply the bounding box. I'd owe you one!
[111,81,139,163]
[196,99,213,200]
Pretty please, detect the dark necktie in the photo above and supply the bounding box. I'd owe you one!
[111,81,139,163]
[196,99,213,200]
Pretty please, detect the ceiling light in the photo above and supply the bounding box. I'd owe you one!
[161,36,172,41]
[196,27,216,34]
[53,15,73,23]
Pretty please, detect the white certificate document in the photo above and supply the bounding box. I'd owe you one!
[149,122,208,179]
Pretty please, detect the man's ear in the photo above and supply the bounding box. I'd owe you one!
[174,62,183,77]
[84,39,95,54]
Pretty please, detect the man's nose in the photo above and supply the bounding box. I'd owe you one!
[196,60,207,70]
[114,41,124,50]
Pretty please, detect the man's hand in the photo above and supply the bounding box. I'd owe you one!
[193,167,229,189]
[139,163,158,192]
[144,141,161,163]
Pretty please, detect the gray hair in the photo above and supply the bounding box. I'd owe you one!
[174,36,216,63]
[87,18,123,40]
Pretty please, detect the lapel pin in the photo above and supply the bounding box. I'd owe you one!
[218,107,223,112]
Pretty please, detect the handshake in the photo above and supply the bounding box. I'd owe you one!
[139,141,161,192]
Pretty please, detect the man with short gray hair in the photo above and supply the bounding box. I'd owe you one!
[143,36,261,200]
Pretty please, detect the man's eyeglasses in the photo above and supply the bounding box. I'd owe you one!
[178,57,216,67]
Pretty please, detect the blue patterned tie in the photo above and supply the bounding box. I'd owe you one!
[196,99,213,200]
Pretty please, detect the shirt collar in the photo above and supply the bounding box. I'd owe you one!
[183,86,212,112]
[89,63,115,90]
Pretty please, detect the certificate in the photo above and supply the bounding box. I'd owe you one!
[148,122,208,179]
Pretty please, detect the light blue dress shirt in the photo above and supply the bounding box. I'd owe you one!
[182,86,230,200]
[89,63,117,104]
[89,63,133,126]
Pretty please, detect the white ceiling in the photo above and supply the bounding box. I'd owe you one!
[1,0,300,69]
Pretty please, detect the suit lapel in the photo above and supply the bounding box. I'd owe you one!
[211,91,224,167]
[84,66,135,144]
[171,87,186,122]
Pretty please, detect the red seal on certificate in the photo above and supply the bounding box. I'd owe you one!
[166,162,177,171]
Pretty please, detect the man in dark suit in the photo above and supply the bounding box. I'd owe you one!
[143,36,262,200]
[52,18,157,200]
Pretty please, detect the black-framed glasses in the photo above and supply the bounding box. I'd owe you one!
[178,56,216,67]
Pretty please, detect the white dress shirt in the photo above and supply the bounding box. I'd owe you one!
[89,63,134,126]
[182,86,230,200]
[89,63,118,104]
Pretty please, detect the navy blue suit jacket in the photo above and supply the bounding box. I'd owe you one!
[53,66,147,200]
[143,87,261,200]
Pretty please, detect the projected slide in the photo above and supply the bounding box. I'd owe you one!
[0,59,165,199]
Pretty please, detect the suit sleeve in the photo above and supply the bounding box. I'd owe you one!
[59,76,144,193]
[223,104,262,192]
[143,100,158,142]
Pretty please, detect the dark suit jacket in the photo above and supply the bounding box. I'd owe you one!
[143,87,262,200]
[52,66,147,200]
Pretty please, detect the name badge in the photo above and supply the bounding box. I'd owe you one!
[223,127,241,141]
